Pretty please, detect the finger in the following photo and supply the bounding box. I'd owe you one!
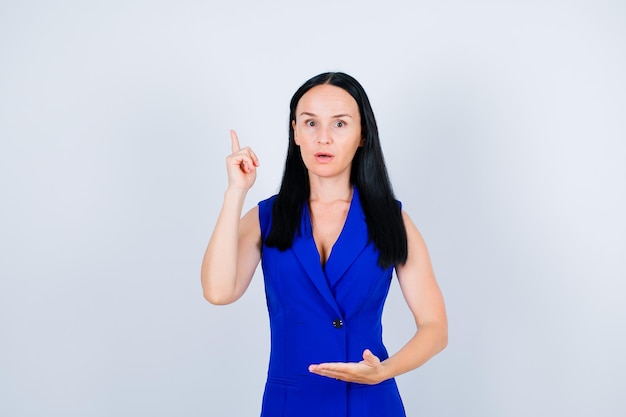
[309,366,345,379]
[240,159,251,173]
[362,349,380,366]
[311,367,364,383]
[237,147,259,170]
[249,148,260,167]
[226,152,250,170]
[230,129,241,154]
[309,363,352,374]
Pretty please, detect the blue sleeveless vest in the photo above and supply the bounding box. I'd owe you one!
[257,187,406,417]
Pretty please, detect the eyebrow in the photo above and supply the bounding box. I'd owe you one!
[298,112,353,119]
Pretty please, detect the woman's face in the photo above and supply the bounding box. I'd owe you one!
[292,84,363,182]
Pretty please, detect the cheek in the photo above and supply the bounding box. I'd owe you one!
[295,130,313,147]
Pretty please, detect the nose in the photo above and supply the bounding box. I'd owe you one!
[317,126,332,144]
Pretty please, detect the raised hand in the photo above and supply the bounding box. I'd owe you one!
[308,349,388,385]
[226,130,260,191]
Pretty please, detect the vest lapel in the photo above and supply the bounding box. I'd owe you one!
[290,203,343,318]
[324,186,370,287]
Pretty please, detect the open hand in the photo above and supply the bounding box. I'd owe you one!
[308,349,388,385]
[226,130,259,191]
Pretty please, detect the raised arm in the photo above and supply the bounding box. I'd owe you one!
[201,130,262,305]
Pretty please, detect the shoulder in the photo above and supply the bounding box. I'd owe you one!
[399,210,429,259]
[400,210,419,236]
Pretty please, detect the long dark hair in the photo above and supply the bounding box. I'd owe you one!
[265,72,407,268]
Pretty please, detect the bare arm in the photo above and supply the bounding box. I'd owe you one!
[201,131,262,305]
[377,210,448,377]
[308,210,448,383]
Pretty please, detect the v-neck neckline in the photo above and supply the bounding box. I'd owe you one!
[291,185,371,296]
[305,187,356,270]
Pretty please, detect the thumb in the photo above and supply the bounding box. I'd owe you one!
[362,349,380,366]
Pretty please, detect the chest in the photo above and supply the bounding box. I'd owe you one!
[309,201,350,267]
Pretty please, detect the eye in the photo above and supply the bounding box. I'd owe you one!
[306,120,316,127]
[335,120,346,128]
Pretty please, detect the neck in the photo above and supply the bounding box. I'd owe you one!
[308,176,353,203]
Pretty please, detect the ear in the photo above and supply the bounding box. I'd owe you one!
[292,119,299,145]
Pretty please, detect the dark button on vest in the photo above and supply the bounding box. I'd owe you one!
[332,318,343,329]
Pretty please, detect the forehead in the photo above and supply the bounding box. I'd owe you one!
[296,84,359,116]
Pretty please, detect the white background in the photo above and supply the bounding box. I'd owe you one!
[1,1,625,416]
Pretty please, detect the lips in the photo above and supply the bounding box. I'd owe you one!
[314,152,335,163]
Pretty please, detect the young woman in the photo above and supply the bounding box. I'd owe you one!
[201,72,447,417]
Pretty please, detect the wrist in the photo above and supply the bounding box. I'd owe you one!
[378,359,393,383]
[224,186,248,199]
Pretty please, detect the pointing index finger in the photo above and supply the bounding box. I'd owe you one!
[230,129,241,153]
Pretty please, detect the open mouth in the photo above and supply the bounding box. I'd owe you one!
[315,152,334,161]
